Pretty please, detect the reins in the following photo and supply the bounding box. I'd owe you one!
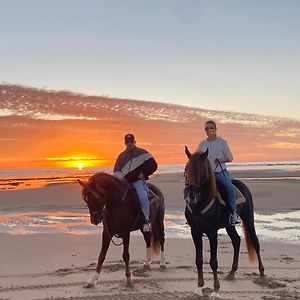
[215,158,230,183]
[101,182,140,247]
[101,183,130,246]
[102,212,124,246]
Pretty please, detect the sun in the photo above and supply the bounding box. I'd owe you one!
[77,162,84,170]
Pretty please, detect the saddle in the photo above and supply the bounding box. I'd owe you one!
[216,180,246,207]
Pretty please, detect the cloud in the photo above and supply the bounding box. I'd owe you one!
[0,108,98,121]
[269,142,300,149]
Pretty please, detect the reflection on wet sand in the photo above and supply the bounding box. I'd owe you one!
[1,209,299,244]
[0,175,90,191]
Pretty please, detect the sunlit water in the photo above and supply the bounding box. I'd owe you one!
[0,209,299,245]
[1,161,300,190]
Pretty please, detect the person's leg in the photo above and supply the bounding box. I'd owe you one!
[216,170,240,225]
[215,170,236,213]
[132,180,150,230]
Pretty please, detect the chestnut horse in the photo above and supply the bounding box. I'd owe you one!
[184,148,265,299]
[78,172,165,288]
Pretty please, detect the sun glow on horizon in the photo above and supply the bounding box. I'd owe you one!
[44,155,109,169]
[77,162,84,170]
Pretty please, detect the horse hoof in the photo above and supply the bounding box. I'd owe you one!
[194,287,203,297]
[126,281,134,289]
[143,264,150,271]
[224,272,235,281]
[159,264,167,271]
[210,291,221,299]
[259,275,267,285]
[82,282,94,289]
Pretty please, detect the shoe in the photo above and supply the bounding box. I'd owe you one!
[143,223,151,232]
[229,212,241,226]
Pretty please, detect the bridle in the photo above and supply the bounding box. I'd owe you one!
[184,177,215,216]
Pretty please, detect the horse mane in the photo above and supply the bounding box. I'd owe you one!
[185,152,218,199]
[86,172,125,201]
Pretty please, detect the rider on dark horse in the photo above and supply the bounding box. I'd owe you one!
[113,133,158,232]
[198,120,241,226]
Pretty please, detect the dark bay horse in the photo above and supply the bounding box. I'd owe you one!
[184,148,265,299]
[78,172,165,288]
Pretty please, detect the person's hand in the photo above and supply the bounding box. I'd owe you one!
[214,158,221,164]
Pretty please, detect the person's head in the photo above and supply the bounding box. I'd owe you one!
[204,120,217,138]
[124,133,136,149]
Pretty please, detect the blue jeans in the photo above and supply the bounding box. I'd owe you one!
[132,180,150,223]
[215,169,236,213]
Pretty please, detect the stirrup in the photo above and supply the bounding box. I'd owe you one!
[229,212,241,226]
[143,223,151,232]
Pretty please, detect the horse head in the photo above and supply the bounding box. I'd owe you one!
[184,147,209,185]
[78,177,107,225]
[78,173,126,226]
[184,147,217,205]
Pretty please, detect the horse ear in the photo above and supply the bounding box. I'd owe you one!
[77,179,87,187]
[185,145,192,159]
[199,148,209,160]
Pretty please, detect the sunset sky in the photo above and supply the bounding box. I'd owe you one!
[1,84,300,170]
[1,0,300,120]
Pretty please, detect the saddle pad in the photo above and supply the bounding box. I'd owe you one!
[149,189,160,204]
[217,185,246,206]
[235,186,246,205]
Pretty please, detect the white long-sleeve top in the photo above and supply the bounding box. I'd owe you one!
[198,137,233,173]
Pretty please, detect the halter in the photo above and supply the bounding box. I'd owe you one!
[184,179,215,216]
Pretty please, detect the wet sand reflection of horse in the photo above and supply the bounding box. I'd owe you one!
[184,147,265,299]
[78,172,165,288]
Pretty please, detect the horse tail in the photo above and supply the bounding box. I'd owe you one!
[232,179,258,264]
[151,221,161,256]
[242,221,257,263]
[147,182,165,257]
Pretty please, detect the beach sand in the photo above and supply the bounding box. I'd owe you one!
[0,170,300,299]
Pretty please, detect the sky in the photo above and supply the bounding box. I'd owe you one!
[0,0,300,120]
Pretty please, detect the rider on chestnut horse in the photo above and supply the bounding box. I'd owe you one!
[113,133,158,232]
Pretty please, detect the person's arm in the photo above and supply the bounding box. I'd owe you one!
[142,157,158,177]
[221,139,233,162]
[113,154,124,179]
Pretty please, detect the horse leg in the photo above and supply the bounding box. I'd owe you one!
[191,227,204,297]
[159,219,166,270]
[225,225,241,280]
[142,231,151,270]
[122,233,133,288]
[83,229,111,288]
[207,231,221,299]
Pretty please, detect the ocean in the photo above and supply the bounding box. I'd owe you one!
[1,160,300,191]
